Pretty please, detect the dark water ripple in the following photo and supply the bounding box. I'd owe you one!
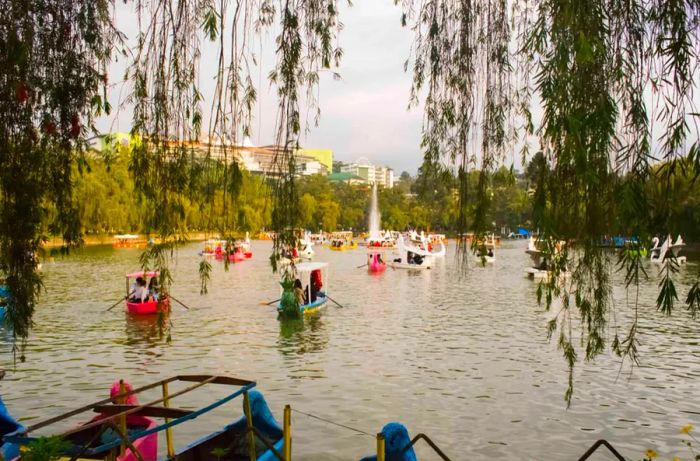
[0,240,698,460]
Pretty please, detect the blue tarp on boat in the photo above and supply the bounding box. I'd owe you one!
[0,394,24,461]
[359,422,417,461]
[517,227,530,237]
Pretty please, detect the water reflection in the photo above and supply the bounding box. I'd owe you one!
[124,313,170,346]
[277,314,328,356]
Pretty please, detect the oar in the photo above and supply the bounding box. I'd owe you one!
[356,263,368,269]
[106,291,134,311]
[167,294,191,310]
[326,295,344,308]
[259,298,280,306]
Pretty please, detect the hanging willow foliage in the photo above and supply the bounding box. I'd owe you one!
[1,0,699,405]
[402,0,700,405]
[0,0,115,357]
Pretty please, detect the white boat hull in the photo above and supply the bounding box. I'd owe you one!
[524,267,571,279]
[390,261,432,270]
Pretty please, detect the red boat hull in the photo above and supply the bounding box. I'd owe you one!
[126,298,169,315]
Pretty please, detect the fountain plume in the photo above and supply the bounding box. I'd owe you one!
[368,183,382,240]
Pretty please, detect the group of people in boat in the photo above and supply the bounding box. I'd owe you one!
[330,239,352,248]
[293,269,323,305]
[130,276,159,303]
[393,251,424,266]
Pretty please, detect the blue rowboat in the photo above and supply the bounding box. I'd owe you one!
[2,375,289,461]
[277,262,329,316]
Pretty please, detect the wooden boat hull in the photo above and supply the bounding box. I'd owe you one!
[172,390,283,461]
[127,298,169,315]
[390,261,431,270]
[64,416,158,461]
[369,262,387,273]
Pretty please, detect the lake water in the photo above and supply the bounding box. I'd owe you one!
[1,240,698,460]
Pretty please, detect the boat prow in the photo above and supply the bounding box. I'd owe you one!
[359,422,418,461]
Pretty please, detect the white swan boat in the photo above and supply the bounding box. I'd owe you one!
[407,230,446,257]
[298,233,315,260]
[390,235,433,269]
[650,235,686,264]
[524,237,570,279]
[475,234,497,263]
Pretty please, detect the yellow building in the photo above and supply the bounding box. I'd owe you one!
[296,148,333,173]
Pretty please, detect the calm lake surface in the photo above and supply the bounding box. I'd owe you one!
[1,240,699,460]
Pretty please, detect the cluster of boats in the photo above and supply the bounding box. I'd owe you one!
[0,375,425,461]
[523,233,688,280]
[200,233,254,262]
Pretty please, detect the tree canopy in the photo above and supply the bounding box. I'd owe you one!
[1,0,699,402]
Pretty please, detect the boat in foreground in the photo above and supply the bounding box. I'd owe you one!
[2,375,288,461]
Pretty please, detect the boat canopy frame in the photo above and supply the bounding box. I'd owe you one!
[3,375,290,461]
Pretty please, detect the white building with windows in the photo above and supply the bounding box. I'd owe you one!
[340,157,394,188]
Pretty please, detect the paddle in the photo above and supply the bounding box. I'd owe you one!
[167,294,191,310]
[259,298,280,306]
[326,295,344,308]
[106,291,133,311]
[356,263,368,269]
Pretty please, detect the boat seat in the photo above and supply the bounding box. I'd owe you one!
[92,405,193,419]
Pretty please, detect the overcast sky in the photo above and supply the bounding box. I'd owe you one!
[99,1,425,175]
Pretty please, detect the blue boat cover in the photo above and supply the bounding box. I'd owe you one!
[0,394,24,460]
[359,422,417,461]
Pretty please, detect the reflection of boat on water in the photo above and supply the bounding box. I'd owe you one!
[2,375,286,461]
[390,235,433,270]
[278,262,329,315]
[125,313,169,345]
[650,234,687,264]
[278,315,329,355]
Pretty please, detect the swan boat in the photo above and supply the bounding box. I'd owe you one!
[474,234,497,263]
[524,237,570,279]
[298,233,315,259]
[125,271,169,315]
[278,262,329,315]
[390,236,433,270]
[1,375,287,461]
[408,231,446,257]
[650,234,687,264]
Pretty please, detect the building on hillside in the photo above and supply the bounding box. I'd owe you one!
[90,134,332,177]
[340,157,394,188]
[327,172,367,186]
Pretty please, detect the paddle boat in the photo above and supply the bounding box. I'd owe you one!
[2,375,288,461]
[200,238,223,257]
[390,236,433,270]
[366,230,396,249]
[278,262,329,315]
[407,230,445,257]
[125,271,169,315]
[650,234,687,264]
[474,234,497,263]
[214,241,247,263]
[298,233,315,259]
[367,252,387,273]
[359,423,419,461]
[524,237,569,279]
[240,232,254,258]
[329,238,357,251]
[113,234,147,249]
